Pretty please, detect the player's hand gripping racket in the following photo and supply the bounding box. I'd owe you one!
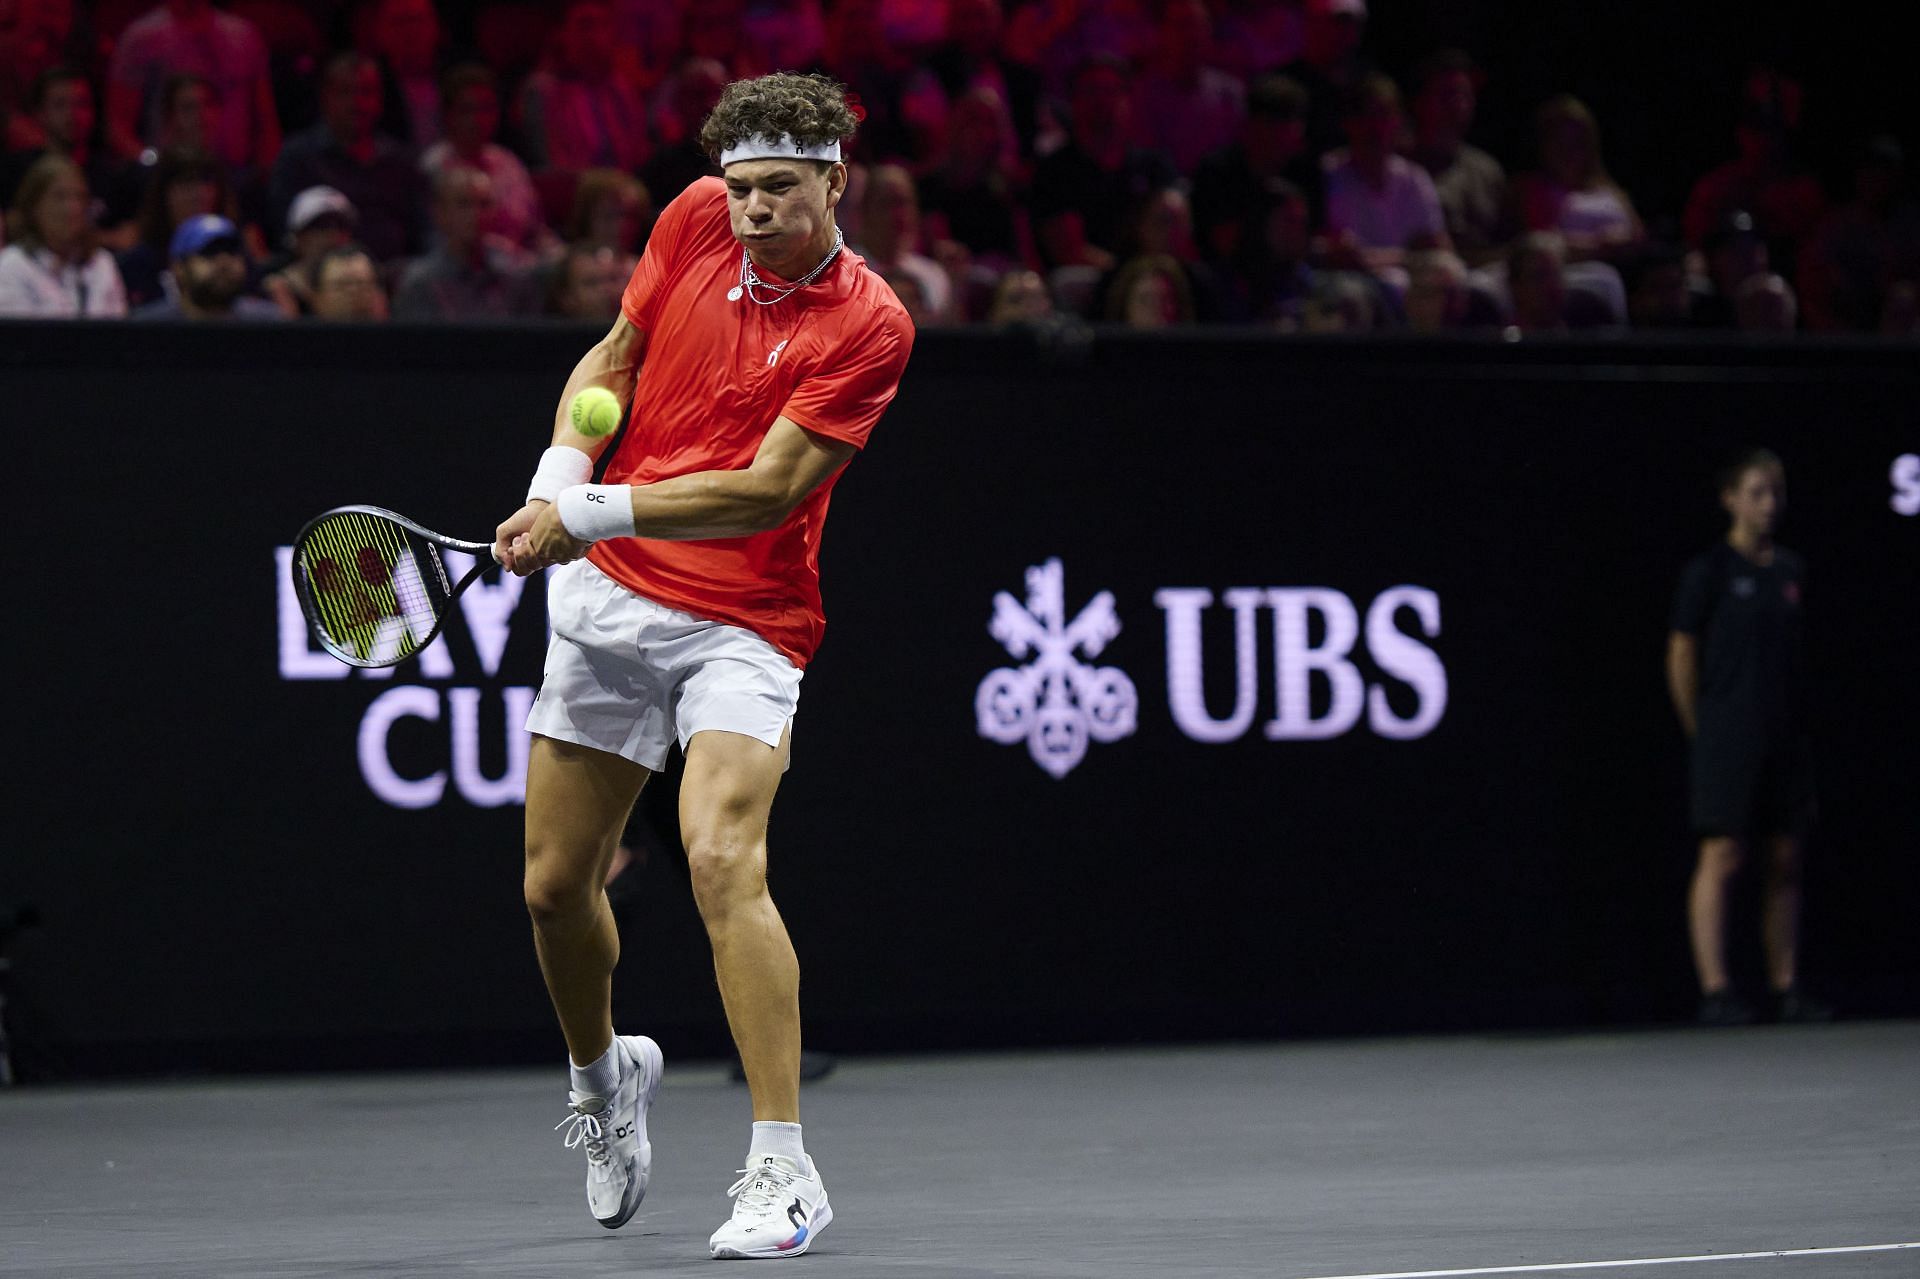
[291,506,501,669]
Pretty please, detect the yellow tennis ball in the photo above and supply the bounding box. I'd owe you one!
[568,386,623,438]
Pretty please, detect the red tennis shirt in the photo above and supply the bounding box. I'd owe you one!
[588,177,914,668]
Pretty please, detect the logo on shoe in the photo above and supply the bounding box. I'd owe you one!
[787,1199,807,1228]
[614,1122,633,1138]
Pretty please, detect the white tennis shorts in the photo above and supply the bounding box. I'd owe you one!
[526,558,802,771]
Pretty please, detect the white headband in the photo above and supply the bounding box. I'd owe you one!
[719,134,843,166]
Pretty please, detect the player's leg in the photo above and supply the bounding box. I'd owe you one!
[526,737,668,1229]
[524,733,648,1065]
[680,726,830,1259]
[1688,835,1750,1022]
[681,726,800,1120]
[525,733,667,1230]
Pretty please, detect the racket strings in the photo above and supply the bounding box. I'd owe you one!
[296,512,452,664]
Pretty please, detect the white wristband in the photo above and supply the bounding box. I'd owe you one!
[526,446,593,505]
[557,484,636,543]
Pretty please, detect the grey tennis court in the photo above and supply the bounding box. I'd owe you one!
[4,1021,1915,1278]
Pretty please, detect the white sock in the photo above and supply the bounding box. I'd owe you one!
[569,1041,623,1101]
[748,1121,805,1165]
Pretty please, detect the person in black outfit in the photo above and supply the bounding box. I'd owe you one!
[1191,74,1318,269]
[1028,54,1177,273]
[268,51,426,265]
[1666,448,1830,1026]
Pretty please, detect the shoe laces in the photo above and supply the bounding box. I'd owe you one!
[555,1100,613,1166]
[725,1160,796,1218]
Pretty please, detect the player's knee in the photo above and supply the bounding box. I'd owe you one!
[684,829,766,917]
[523,847,599,924]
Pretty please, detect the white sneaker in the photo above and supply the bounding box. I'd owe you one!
[554,1035,663,1229]
[708,1153,833,1259]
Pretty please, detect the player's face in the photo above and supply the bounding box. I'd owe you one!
[1723,466,1785,537]
[725,159,846,274]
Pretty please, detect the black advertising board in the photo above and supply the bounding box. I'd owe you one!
[7,323,1916,1074]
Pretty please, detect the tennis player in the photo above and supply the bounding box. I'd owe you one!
[493,72,913,1259]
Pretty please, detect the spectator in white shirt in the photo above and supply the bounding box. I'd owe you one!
[1509,95,1642,265]
[0,152,127,316]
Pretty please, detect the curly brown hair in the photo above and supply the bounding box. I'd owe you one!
[697,72,859,162]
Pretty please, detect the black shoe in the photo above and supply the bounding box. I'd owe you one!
[1697,991,1756,1026]
[729,1050,838,1083]
[1772,987,1835,1023]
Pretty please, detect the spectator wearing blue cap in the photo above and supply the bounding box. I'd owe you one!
[132,211,284,319]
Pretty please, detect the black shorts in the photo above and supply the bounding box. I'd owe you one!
[1689,730,1816,839]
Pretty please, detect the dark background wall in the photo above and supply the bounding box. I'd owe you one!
[4,322,1916,1079]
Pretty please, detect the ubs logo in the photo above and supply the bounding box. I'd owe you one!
[975,559,1138,779]
[977,560,1450,778]
[1893,453,1920,516]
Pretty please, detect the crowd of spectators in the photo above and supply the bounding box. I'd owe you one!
[2,0,1915,335]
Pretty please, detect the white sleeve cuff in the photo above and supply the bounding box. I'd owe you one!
[526,446,594,505]
[557,484,637,543]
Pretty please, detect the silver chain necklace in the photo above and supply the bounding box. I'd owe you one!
[728,227,844,304]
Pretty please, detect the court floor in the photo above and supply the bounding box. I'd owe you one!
[3,1022,1916,1278]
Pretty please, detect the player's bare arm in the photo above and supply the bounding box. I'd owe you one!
[550,313,648,450]
[495,313,648,569]
[1666,631,1699,737]
[510,417,857,574]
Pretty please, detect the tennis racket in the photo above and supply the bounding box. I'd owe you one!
[291,505,501,669]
